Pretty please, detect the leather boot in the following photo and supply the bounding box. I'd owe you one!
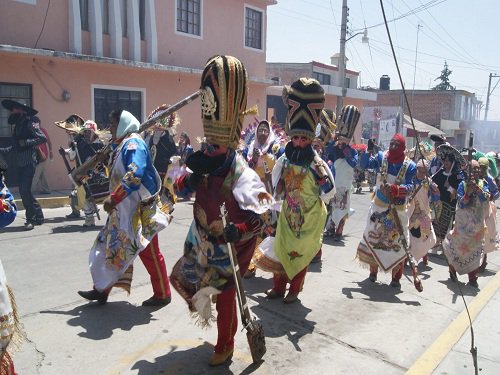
[78,289,108,304]
[208,349,233,366]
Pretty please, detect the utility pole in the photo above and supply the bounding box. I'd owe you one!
[336,0,348,117]
[484,73,500,121]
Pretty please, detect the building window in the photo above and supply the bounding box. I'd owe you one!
[94,88,142,129]
[312,72,331,85]
[139,0,146,40]
[245,7,262,50]
[345,76,351,88]
[0,83,32,138]
[177,0,201,36]
[80,0,89,31]
[120,0,127,37]
[101,0,109,34]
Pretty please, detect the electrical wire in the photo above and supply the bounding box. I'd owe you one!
[34,0,51,49]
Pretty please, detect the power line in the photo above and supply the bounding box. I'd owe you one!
[34,0,51,49]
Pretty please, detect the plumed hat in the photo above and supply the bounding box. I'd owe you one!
[54,114,85,134]
[336,105,360,139]
[430,134,446,145]
[200,55,248,148]
[320,109,336,131]
[81,120,97,133]
[283,78,325,140]
[1,99,38,116]
[146,104,179,136]
[315,109,336,146]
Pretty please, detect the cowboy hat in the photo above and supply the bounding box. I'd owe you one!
[437,144,466,168]
[430,134,446,144]
[1,99,38,116]
[54,114,85,134]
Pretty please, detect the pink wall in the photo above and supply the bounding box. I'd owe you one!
[0,1,270,77]
[0,52,266,190]
[0,1,69,51]
[155,0,267,77]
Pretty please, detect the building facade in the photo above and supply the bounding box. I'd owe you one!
[265,60,376,141]
[0,0,276,188]
[364,88,482,147]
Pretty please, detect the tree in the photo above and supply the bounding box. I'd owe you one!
[432,61,455,90]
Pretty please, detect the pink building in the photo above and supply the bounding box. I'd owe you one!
[0,0,276,189]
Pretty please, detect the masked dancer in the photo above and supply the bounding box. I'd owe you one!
[171,55,272,366]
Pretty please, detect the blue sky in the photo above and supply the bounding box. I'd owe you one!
[267,0,500,121]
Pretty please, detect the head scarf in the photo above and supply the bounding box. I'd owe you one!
[117,110,140,138]
[387,133,406,164]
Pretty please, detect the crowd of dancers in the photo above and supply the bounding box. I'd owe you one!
[0,54,499,371]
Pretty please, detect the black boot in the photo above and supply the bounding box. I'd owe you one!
[78,289,108,304]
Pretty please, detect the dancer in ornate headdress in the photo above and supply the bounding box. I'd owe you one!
[240,119,285,277]
[325,105,360,241]
[408,159,439,265]
[356,133,416,289]
[477,156,499,272]
[171,55,272,366]
[78,109,172,307]
[143,105,179,212]
[254,78,335,302]
[443,159,489,288]
[431,144,466,254]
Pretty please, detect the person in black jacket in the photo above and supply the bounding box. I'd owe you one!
[1,100,46,230]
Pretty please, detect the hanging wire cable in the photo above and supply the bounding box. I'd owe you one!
[34,0,51,49]
[378,1,479,373]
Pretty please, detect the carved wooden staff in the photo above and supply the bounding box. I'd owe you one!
[219,203,266,363]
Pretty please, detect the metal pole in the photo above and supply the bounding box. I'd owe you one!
[485,73,492,121]
[336,0,348,117]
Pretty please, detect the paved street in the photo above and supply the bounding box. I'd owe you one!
[1,191,499,375]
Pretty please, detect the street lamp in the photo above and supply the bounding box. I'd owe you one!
[336,0,368,116]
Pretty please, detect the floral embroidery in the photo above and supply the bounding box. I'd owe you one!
[288,250,303,260]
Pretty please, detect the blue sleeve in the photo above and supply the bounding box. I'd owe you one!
[359,153,369,169]
[487,176,499,200]
[345,148,358,168]
[119,138,149,195]
[367,151,383,171]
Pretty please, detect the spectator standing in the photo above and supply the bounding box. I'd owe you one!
[0,99,46,230]
[31,121,53,194]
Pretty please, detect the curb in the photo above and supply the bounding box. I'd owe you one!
[15,196,70,210]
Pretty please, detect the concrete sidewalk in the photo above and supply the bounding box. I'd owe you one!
[407,271,500,374]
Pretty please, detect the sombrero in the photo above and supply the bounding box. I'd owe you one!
[407,141,435,160]
[54,114,85,134]
[1,99,38,116]
[430,134,446,144]
[436,144,466,168]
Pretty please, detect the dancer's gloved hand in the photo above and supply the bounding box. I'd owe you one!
[223,223,241,243]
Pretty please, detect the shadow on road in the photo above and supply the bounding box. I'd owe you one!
[341,279,421,306]
[131,341,264,375]
[438,279,480,304]
[40,301,156,340]
[51,224,101,233]
[0,225,31,233]
[249,294,315,352]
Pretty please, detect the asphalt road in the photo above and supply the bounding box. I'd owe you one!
[1,191,498,374]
